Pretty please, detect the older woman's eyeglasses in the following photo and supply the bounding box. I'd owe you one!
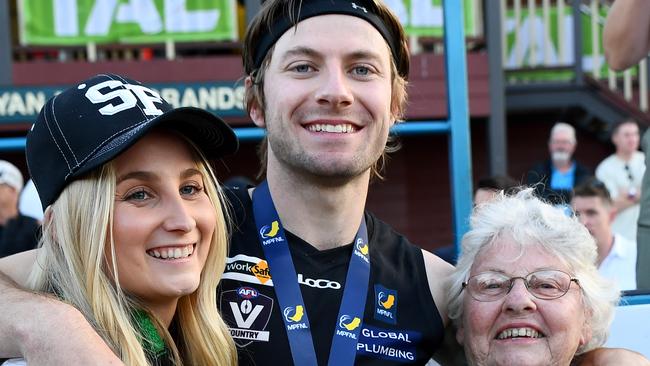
[461,270,580,302]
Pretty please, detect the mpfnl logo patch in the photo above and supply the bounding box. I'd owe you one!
[374,284,397,324]
[283,305,308,331]
[354,237,370,264]
[260,221,284,245]
[336,315,362,339]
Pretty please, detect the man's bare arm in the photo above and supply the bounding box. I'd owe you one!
[422,249,454,325]
[0,252,123,365]
[576,347,650,366]
[422,250,469,365]
[603,0,650,71]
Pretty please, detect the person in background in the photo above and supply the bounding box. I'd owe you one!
[526,122,591,207]
[603,0,650,290]
[473,175,518,206]
[572,179,637,291]
[447,189,635,366]
[596,119,644,242]
[0,161,39,258]
[18,180,43,223]
[434,174,519,265]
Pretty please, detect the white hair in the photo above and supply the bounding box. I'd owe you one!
[446,188,619,354]
[550,122,576,144]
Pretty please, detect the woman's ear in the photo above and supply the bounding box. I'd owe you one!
[580,317,592,347]
[42,207,56,243]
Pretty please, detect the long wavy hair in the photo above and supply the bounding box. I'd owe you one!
[27,135,237,365]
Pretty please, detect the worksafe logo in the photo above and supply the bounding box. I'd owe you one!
[374,285,397,324]
[260,221,284,245]
[336,315,361,340]
[222,254,274,286]
[252,260,271,284]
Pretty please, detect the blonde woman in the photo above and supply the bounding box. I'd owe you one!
[4,74,238,365]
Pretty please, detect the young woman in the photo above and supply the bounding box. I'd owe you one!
[8,74,238,365]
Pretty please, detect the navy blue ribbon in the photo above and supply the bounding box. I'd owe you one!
[252,180,370,366]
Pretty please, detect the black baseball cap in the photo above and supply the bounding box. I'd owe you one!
[27,73,239,210]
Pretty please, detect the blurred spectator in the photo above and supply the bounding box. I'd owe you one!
[473,175,518,206]
[433,175,519,264]
[0,161,40,258]
[526,122,591,207]
[572,178,636,291]
[603,0,650,290]
[596,120,644,242]
[18,180,43,223]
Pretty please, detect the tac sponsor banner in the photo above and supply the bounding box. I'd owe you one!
[384,0,478,37]
[19,0,238,45]
[503,5,627,80]
[0,81,246,124]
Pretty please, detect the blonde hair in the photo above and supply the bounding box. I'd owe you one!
[27,135,236,365]
[242,0,408,180]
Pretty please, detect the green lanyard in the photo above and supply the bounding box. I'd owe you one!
[132,309,167,359]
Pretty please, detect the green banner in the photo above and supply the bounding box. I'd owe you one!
[504,5,632,80]
[385,0,478,37]
[19,0,238,45]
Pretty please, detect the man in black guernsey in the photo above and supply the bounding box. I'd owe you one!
[0,1,646,365]
[215,1,452,364]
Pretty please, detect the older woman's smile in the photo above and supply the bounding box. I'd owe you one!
[495,327,545,340]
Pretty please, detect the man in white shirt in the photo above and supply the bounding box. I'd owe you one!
[572,178,637,291]
[596,119,644,242]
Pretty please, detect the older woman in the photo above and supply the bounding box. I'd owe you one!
[447,189,620,366]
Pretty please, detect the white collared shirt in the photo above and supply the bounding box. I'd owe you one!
[598,233,637,291]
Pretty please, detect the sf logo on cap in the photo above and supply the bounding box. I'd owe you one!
[351,2,367,13]
[82,80,164,117]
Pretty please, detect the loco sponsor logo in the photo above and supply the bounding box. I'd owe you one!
[297,273,341,290]
[357,325,421,363]
[220,287,273,347]
[336,315,362,339]
[283,305,308,331]
[260,221,284,245]
[354,238,370,263]
[222,254,273,286]
[374,284,397,324]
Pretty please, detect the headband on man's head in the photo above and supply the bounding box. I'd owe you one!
[251,0,407,78]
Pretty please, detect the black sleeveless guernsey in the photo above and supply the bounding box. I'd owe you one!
[218,186,444,365]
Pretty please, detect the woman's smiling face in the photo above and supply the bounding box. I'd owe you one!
[458,236,590,366]
[110,130,216,321]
